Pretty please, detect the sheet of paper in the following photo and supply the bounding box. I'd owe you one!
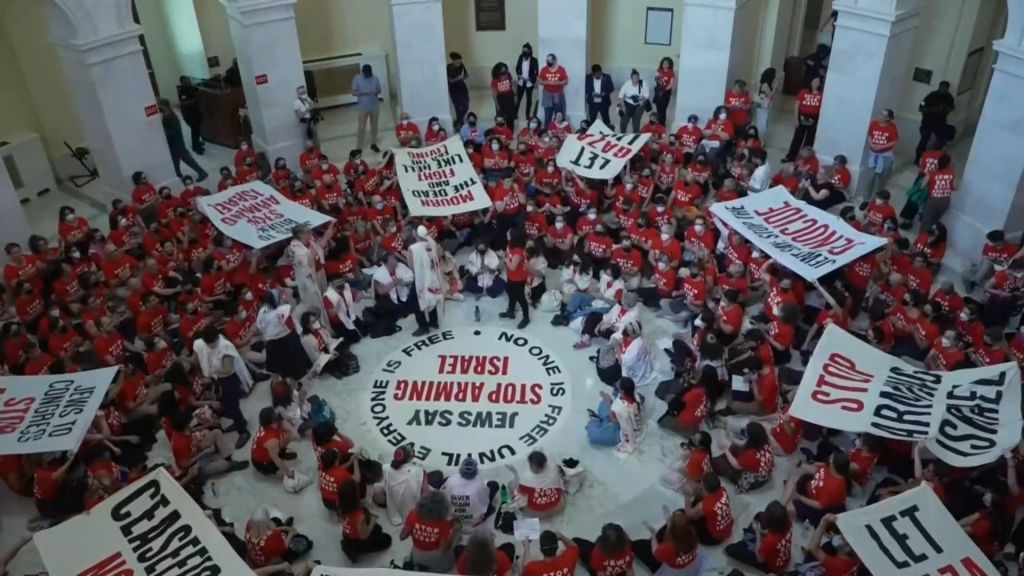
[513,517,541,541]
[731,375,751,392]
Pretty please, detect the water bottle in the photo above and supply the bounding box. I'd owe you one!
[474,305,481,323]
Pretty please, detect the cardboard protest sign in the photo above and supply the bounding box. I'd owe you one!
[556,119,650,180]
[0,366,119,456]
[393,136,493,216]
[34,467,254,575]
[837,485,997,576]
[197,181,333,249]
[314,568,435,576]
[709,187,887,280]
[790,324,1022,467]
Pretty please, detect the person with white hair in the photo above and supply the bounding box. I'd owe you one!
[399,490,458,572]
[613,320,656,387]
[407,225,445,336]
[244,506,312,571]
[572,292,640,349]
[283,223,334,325]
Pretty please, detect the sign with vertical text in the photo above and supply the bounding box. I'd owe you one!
[393,136,492,216]
[556,119,650,180]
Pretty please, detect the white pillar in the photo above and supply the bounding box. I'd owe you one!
[0,161,33,253]
[538,0,588,124]
[946,42,1024,270]
[43,0,175,197]
[222,0,306,163]
[814,0,919,199]
[390,0,450,131]
[672,0,743,129]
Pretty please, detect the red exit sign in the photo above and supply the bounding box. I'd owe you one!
[254,73,269,85]
[144,104,158,117]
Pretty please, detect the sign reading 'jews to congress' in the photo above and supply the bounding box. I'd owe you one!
[34,467,254,576]
[709,186,887,280]
[790,324,1022,467]
[366,327,571,469]
[837,485,997,576]
[393,136,493,216]
[0,366,118,456]
[557,119,650,180]
[197,181,333,249]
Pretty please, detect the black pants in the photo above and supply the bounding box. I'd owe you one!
[786,117,818,160]
[693,516,723,545]
[169,144,207,179]
[506,280,529,320]
[185,119,203,152]
[915,123,943,164]
[342,524,393,563]
[572,538,600,576]
[724,527,770,573]
[451,88,470,127]
[620,103,644,133]
[588,102,611,126]
[516,84,535,120]
[631,525,668,573]
[216,374,247,434]
[497,92,516,129]
[654,89,672,126]
[529,281,546,306]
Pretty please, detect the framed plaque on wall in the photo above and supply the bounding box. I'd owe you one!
[475,0,506,31]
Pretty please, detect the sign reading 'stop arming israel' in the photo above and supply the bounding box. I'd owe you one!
[197,181,333,248]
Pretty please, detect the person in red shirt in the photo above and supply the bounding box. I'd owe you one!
[130,170,158,212]
[316,173,345,214]
[251,407,298,477]
[216,166,235,191]
[921,152,956,230]
[784,452,852,526]
[724,79,753,129]
[864,108,900,202]
[319,448,359,511]
[245,507,302,568]
[653,57,675,125]
[572,524,634,576]
[500,230,531,328]
[538,54,568,125]
[685,472,734,545]
[965,229,1022,290]
[394,111,421,147]
[784,75,823,162]
[33,452,84,519]
[632,509,699,576]
[57,206,92,253]
[523,531,579,576]
[339,478,393,562]
[711,421,775,491]
[4,243,42,293]
[725,500,792,575]
[675,114,703,152]
[807,515,861,576]
[400,490,458,571]
[724,356,778,416]
[23,341,55,376]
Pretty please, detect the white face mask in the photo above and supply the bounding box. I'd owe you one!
[312,321,322,330]
[959,312,970,322]
[401,118,409,124]
[656,206,665,213]
[491,144,500,151]
[718,113,727,121]
[239,310,247,320]
[243,292,254,301]
[526,206,535,213]
[752,250,762,258]
[940,337,953,348]
[694,225,705,234]
[431,123,439,130]
[657,262,668,271]
[660,233,670,242]
[546,166,555,172]
[587,211,597,219]
[687,122,695,128]
[555,222,565,230]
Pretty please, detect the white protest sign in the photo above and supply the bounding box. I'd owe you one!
[393,136,493,216]
[34,467,254,575]
[556,118,650,180]
[790,324,1022,467]
[837,485,997,576]
[0,366,118,456]
[315,568,435,576]
[197,181,333,249]
[709,186,886,280]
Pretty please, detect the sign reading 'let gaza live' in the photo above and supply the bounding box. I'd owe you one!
[367,328,571,468]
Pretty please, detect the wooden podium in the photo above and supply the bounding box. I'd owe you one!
[196,83,251,148]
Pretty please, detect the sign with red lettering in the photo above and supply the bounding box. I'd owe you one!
[0,366,118,455]
[557,119,650,179]
[196,181,333,248]
[837,485,997,576]
[365,327,571,469]
[34,468,254,575]
[144,104,158,117]
[790,324,1022,467]
[254,73,269,85]
[709,186,887,280]
[393,136,493,216]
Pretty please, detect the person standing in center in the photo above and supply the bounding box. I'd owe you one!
[783,76,823,163]
[351,64,382,153]
[501,228,530,329]
[539,54,569,126]
[448,52,470,129]
[283,224,333,325]
[515,43,539,120]
[585,64,615,126]
[408,226,445,337]
[158,99,208,182]
[618,69,650,134]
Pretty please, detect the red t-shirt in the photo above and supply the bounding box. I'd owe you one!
[928,166,956,198]
[457,549,513,576]
[506,247,528,282]
[770,408,803,455]
[821,554,860,576]
[654,540,697,570]
[251,425,283,465]
[807,465,847,509]
[539,66,568,94]
[319,464,352,504]
[758,529,793,574]
[796,89,822,116]
[868,121,899,152]
[517,483,564,512]
[524,545,579,576]
[701,487,734,541]
[404,508,455,551]
[724,89,752,126]
[247,526,288,568]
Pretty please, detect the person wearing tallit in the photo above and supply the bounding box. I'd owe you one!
[407,225,446,337]
[323,279,365,344]
[283,223,334,325]
[611,320,657,387]
[193,324,253,447]
[585,376,646,456]
[257,288,313,382]
[570,291,641,349]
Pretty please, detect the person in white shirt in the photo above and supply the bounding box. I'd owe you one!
[293,85,319,147]
[193,324,253,446]
[586,376,647,455]
[572,292,640,349]
[371,253,415,327]
[323,281,364,344]
[298,310,346,380]
[617,69,650,133]
[441,457,499,531]
[465,241,505,299]
[256,289,313,382]
[745,148,771,193]
[282,223,333,326]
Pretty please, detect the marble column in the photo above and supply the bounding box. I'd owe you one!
[813,0,919,199]
[222,0,306,164]
[43,0,175,197]
[390,0,450,131]
[538,0,588,124]
[0,161,33,253]
[672,0,744,130]
[946,42,1024,270]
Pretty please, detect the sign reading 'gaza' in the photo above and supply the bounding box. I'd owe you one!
[368,327,570,468]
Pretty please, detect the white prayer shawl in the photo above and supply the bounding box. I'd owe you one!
[285,239,329,324]
[597,276,626,303]
[528,256,548,288]
[323,285,358,330]
[611,395,646,455]
[300,329,339,376]
[409,239,445,314]
[616,335,657,387]
[466,249,501,289]
[192,335,254,392]
[384,462,425,526]
[601,304,639,335]
[561,265,594,293]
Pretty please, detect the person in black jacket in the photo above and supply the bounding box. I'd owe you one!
[585,64,615,126]
[158,99,208,181]
[915,81,955,164]
[177,76,204,155]
[514,43,539,120]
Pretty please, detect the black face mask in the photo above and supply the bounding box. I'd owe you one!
[468,120,477,127]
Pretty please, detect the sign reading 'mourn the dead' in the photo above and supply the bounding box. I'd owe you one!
[367,327,570,468]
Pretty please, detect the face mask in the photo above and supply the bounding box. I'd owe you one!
[375,203,385,209]
[555,222,565,230]
[526,205,535,213]
[657,262,668,271]
[940,337,953,348]
[491,144,500,151]
[625,183,635,190]
[959,312,970,322]
[546,166,555,173]
[530,121,539,129]
[241,144,249,150]
[312,321,322,330]
[642,172,651,178]
[656,206,665,213]
[660,233,670,242]
[431,123,439,130]
[601,270,611,279]
[694,225,705,234]
[156,340,167,350]
[64,214,75,221]
[687,122,695,128]
[719,113,728,120]
[243,292,254,301]
[587,211,597,219]
[70,250,80,259]
[239,310,247,320]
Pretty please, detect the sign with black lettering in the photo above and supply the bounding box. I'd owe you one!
[34,467,254,575]
[365,327,571,469]
[709,187,887,280]
[556,119,650,180]
[313,568,432,576]
[0,366,118,455]
[393,136,493,216]
[197,182,333,248]
[790,324,1022,467]
[837,485,996,576]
